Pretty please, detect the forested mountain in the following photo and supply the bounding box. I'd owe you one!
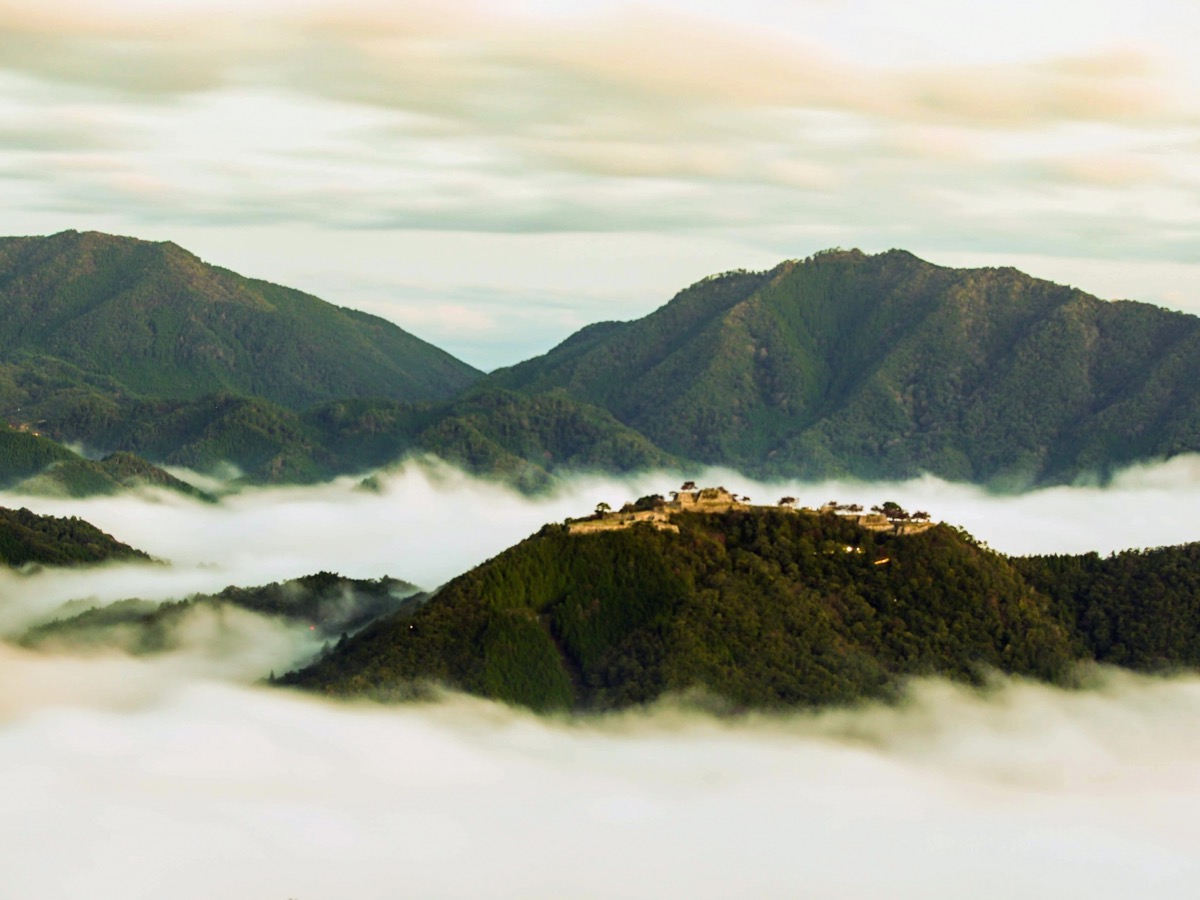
[7,235,1200,490]
[282,506,1075,710]
[0,231,664,487]
[1017,545,1200,671]
[0,506,150,567]
[282,500,1200,712]
[35,388,678,487]
[0,421,211,499]
[0,230,480,415]
[487,249,1200,486]
[22,572,422,655]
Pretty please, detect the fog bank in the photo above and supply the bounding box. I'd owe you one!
[5,456,1200,897]
[4,455,1200,632]
[1,663,1198,899]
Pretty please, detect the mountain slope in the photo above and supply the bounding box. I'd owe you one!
[0,506,150,567]
[0,230,481,411]
[0,421,209,499]
[283,506,1075,710]
[488,250,1200,485]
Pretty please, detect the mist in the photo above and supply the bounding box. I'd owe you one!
[1,655,1198,899]
[5,457,1200,896]
[5,454,1200,633]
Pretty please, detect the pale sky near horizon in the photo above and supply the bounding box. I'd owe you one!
[2,0,1197,369]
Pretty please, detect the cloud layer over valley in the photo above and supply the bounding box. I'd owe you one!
[5,455,1200,633]
[1,658,1198,899]
[5,458,1200,896]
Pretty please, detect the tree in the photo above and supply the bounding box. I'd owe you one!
[595,502,611,516]
[779,496,797,508]
[680,481,697,491]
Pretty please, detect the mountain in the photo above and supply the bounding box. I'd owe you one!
[281,498,1075,711]
[0,230,480,414]
[0,231,671,487]
[0,505,151,568]
[0,421,211,499]
[34,388,679,487]
[22,572,423,655]
[11,236,1200,490]
[486,249,1200,486]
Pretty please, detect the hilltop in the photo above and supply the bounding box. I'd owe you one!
[0,230,480,411]
[282,490,1072,711]
[22,572,423,656]
[0,506,151,568]
[0,420,212,499]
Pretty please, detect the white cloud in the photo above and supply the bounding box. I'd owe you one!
[6,455,1200,635]
[2,660,1200,898]
[0,0,1197,367]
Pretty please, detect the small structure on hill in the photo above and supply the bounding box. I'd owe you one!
[568,485,936,536]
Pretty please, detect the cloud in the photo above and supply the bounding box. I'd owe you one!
[0,0,1198,353]
[2,658,1200,898]
[7,454,1200,637]
[4,453,1200,896]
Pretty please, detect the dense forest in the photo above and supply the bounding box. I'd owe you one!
[0,505,150,567]
[1017,545,1200,671]
[7,235,1200,492]
[0,230,480,411]
[281,507,1077,711]
[487,249,1200,487]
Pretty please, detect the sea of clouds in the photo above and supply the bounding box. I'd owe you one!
[4,457,1200,898]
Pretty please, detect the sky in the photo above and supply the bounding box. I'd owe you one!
[1,0,1198,368]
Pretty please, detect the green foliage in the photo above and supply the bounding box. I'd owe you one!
[0,231,480,410]
[0,506,150,567]
[0,422,77,486]
[485,250,1200,486]
[283,509,1075,711]
[1016,545,1200,670]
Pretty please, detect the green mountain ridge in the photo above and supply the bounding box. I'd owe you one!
[0,505,151,568]
[486,249,1200,486]
[7,234,1200,491]
[0,420,211,499]
[0,229,480,411]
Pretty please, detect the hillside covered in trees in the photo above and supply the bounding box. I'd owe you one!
[281,499,1200,713]
[282,505,1077,710]
[0,506,150,568]
[0,230,481,412]
[486,248,1200,487]
[8,234,1200,491]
